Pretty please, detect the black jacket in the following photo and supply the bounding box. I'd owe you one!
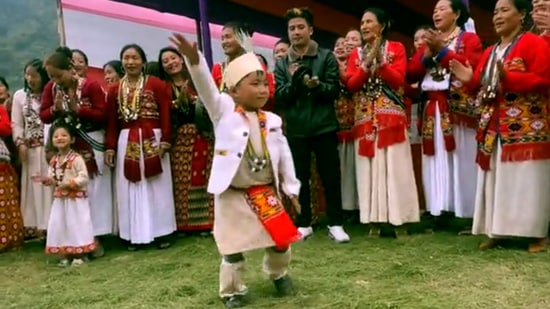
[274,40,340,138]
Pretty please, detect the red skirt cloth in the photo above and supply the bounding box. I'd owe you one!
[171,124,215,232]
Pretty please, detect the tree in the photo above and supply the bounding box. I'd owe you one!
[0,0,59,91]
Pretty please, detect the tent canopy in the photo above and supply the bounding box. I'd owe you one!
[111,0,495,50]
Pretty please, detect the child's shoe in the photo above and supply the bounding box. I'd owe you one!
[71,258,85,266]
[57,259,70,267]
[273,275,295,296]
[222,295,244,308]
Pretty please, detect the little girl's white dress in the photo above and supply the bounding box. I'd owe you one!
[45,151,96,255]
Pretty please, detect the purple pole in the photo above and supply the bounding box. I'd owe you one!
[197,0,213,68]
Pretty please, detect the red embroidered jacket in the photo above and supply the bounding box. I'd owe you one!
[407,31,483,128]
[105,76,172,151]
[346,41,407,93]
[40,79,107,130]
[467,32,550,169]
[344,41,408,156]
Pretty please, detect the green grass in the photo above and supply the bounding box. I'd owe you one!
[1,224,550,309]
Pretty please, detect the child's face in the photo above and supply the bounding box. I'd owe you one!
[230,71,269,110]
[52,128,74,150]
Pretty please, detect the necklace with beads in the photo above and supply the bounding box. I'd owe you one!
[118,75,145,122]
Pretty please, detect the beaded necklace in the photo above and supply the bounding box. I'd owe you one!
[118,75,145,122]
[235,105,270,172]
[361,40,388,100]
[431,27,461,81]
[171,82,195,115]
[23,91,43,129]
[52,150,74,186]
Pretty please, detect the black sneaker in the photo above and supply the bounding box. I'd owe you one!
[222,295,243,308]
[273,275,295,296]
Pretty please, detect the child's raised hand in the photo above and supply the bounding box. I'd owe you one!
[169,34,200,65]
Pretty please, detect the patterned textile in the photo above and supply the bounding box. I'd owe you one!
[171,124,214,231]
[476,91,550,170]
[124,127,162,182]
[0,163,23,252]
[245,185,300,249]
[352,91,408,157]
[420,91,456,155]
[46,243,96,255]
[449,87,480,128]
[335,88,355,142]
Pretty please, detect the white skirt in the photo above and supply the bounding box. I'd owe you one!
[472,143,550,238]
[20,146,53,230]
[116,128,176,244]
[422,105,478,218]
[451,125,477,218]
[355,133,420,226]
[422,105,454,216]
[46,197,96,254]
[86,130,114,236]
[339,141,358,210]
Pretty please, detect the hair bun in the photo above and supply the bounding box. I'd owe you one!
[55,46,73,59]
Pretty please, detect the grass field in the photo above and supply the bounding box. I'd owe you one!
[1,224,550,309]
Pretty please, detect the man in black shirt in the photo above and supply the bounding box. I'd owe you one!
[274,7,350,243]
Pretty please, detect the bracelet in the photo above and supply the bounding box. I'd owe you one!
[105,149,115,155]
[160,142,172,150]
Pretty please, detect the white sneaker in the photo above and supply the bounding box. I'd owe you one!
[328,225,350,243]
[298,227,314,240]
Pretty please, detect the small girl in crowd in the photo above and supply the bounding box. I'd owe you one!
[170,32,301,308]
[39,124,96,266]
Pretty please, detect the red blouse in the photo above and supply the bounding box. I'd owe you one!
[345,41,407,94]
[40,79,107,126]
[407,32,483,83]
[105,76,172,151]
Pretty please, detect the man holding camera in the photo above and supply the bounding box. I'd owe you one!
[274,7,349,243]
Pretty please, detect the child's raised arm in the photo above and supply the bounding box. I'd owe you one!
[170,34,230,123]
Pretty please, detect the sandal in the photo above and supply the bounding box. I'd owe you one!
[157,242,171,250]
[57,259,70,267]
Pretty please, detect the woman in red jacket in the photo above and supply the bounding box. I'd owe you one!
[407,0,483,229]
[451,0,550,252]
[345,8,419,236]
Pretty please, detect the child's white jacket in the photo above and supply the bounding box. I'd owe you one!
[185,54,300,197]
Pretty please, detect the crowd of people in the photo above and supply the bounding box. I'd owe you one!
[1,0,550,307]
